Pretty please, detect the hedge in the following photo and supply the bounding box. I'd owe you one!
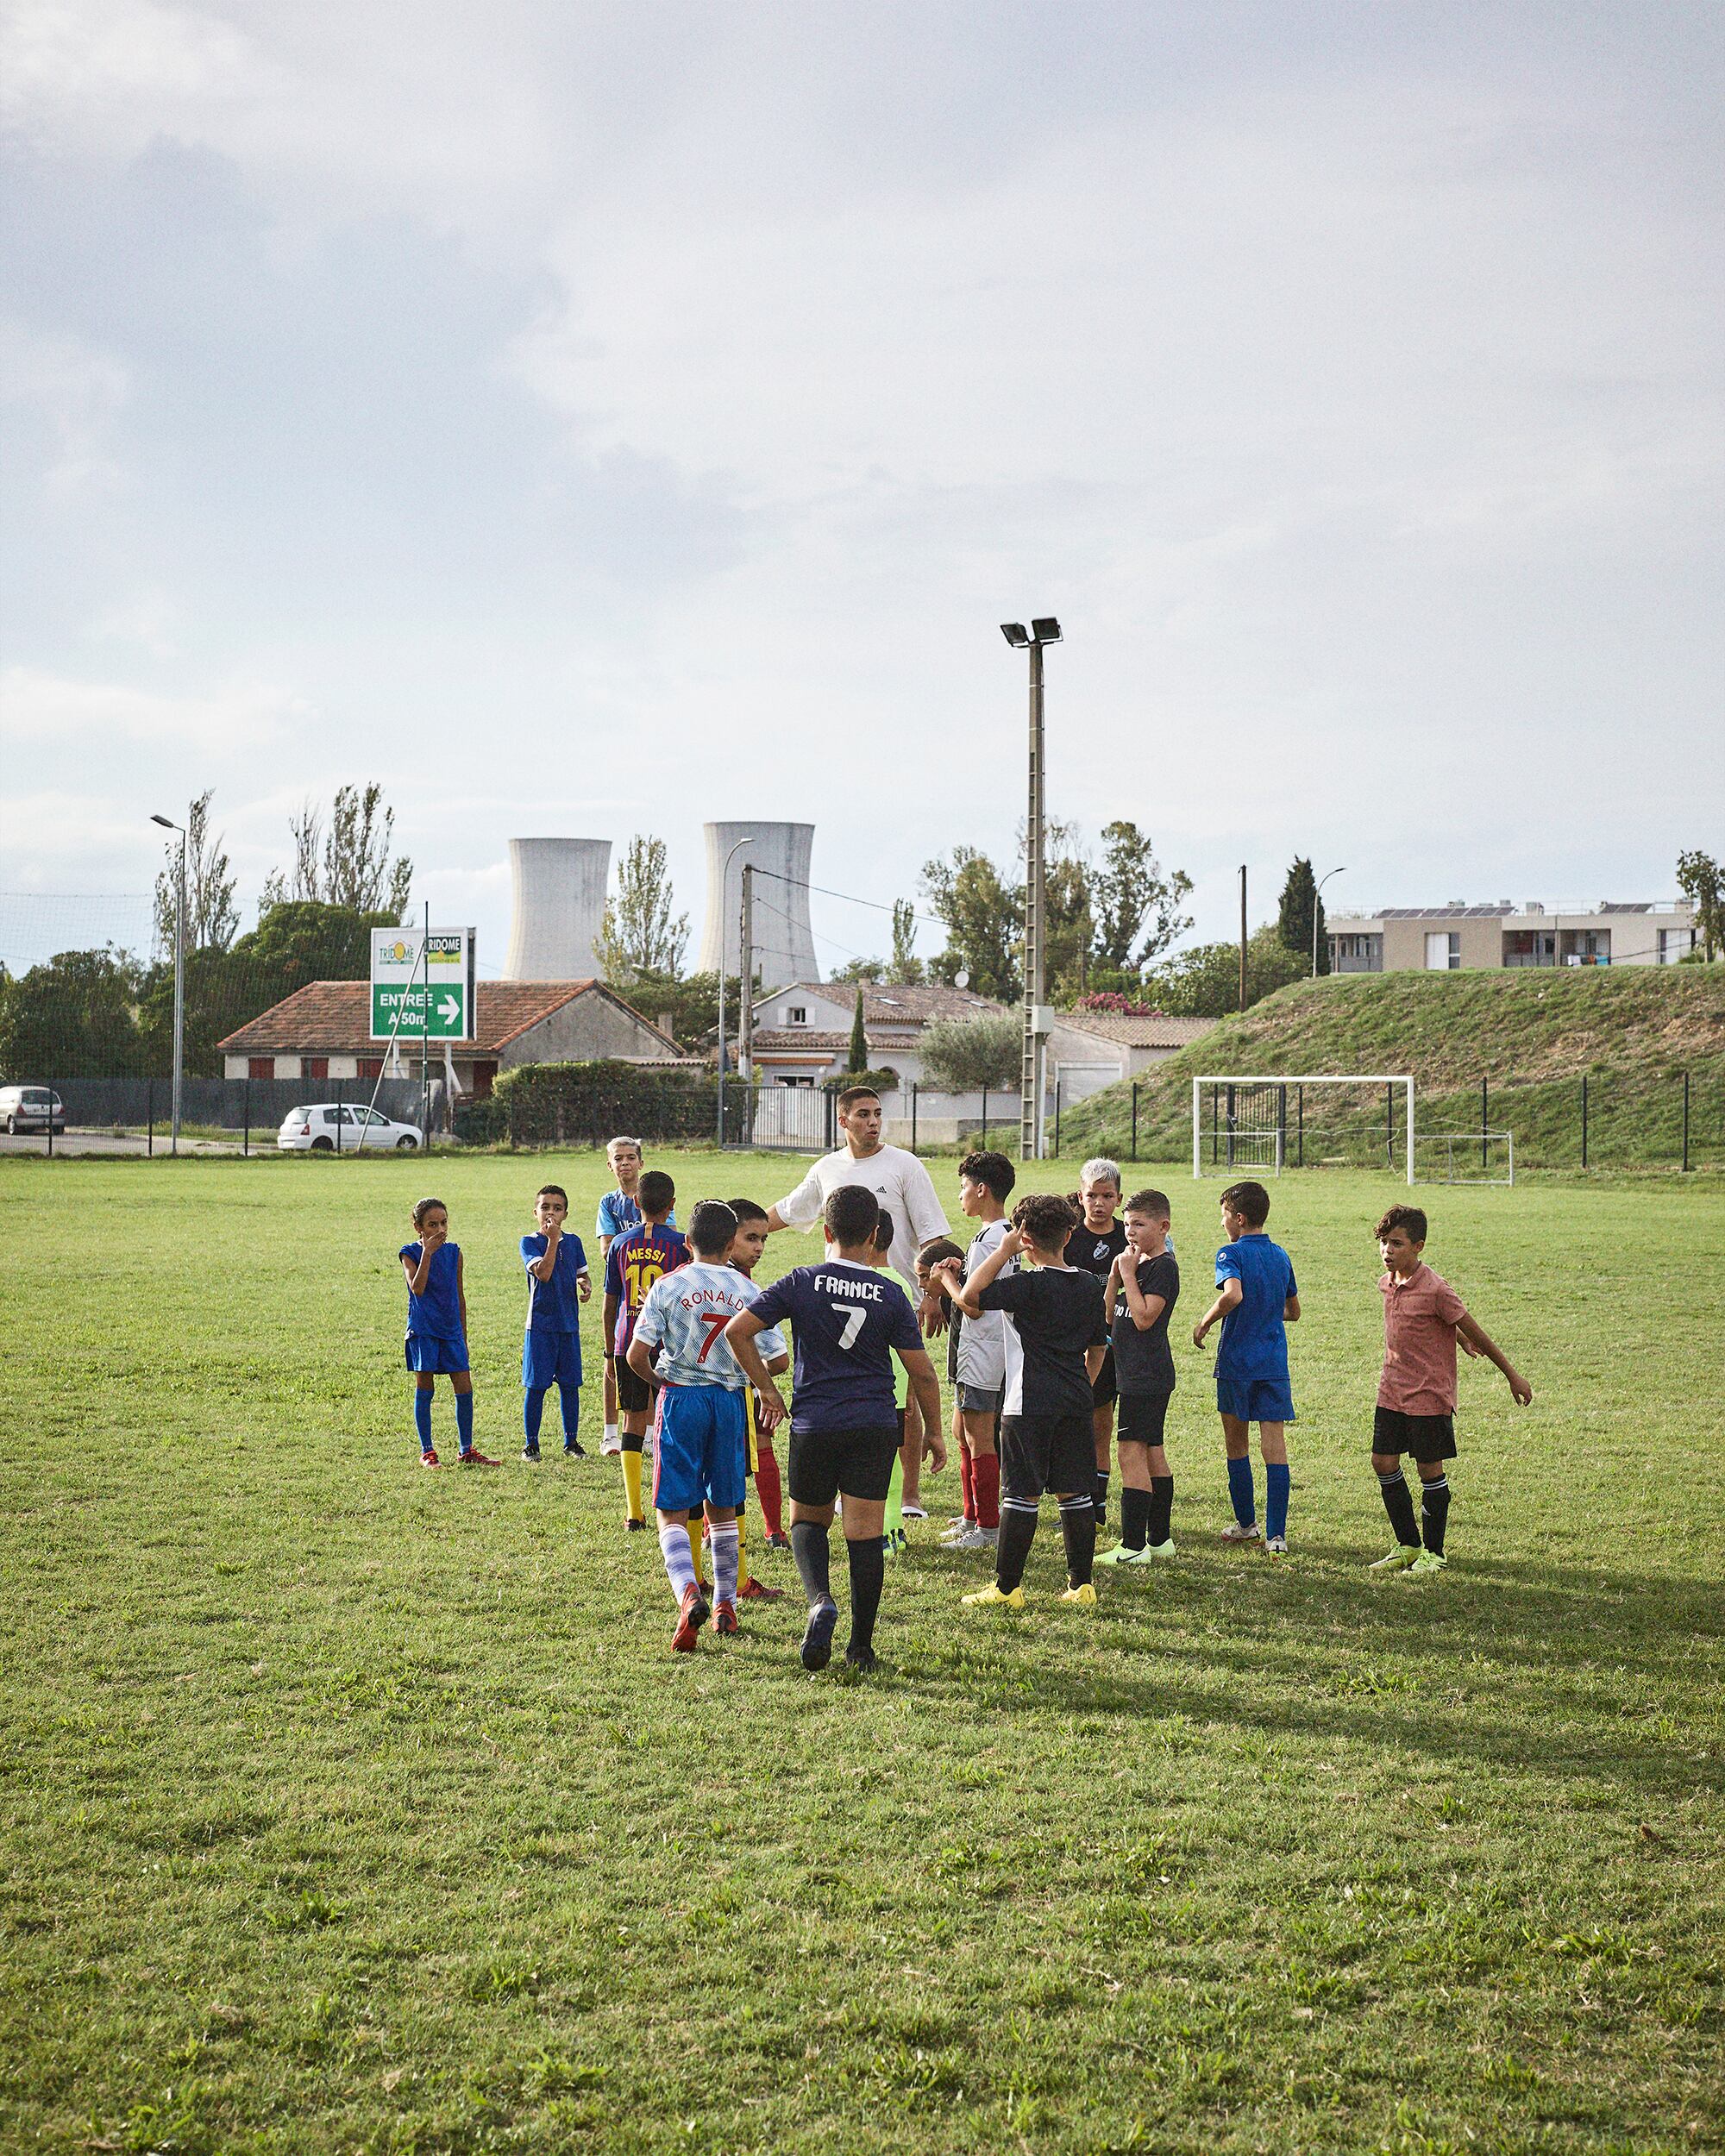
[486,1061,719,1149]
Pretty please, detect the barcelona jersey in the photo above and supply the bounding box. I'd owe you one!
[603,1222,689,1356]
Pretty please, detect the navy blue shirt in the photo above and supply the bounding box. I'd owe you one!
[521,1231,588,1332]
[400,1239,462,1341]
[1214,1234,1297,1383]
[747,1259,923,1435]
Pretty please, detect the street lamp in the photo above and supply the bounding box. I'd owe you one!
[1000,617,1061,1159]
[713,835,752,1150]
[150,812,186,1155]
[1314,867,1346,978]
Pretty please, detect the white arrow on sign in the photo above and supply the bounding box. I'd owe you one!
[438,993,461,1025]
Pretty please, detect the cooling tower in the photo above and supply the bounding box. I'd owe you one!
[503,837,611,981]
[699,821,819,988]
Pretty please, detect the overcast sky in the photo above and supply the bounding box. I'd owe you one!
[2,0,1721,976]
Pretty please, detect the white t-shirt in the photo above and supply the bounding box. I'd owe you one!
[775,1142,950,1291]
[957,1218,1013,1392]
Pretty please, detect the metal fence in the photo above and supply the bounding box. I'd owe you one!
[15,1075,427,1155]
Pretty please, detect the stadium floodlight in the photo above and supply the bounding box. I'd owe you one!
[1030,617,1062,643]
[1000,623,1030,647]
[150,812,187,1157]
[1002,613,1063,1157]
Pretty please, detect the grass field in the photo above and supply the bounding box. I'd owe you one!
[5,1147,1723,2154]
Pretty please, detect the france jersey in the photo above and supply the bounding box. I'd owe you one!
[747,1259,923,1434]
[632,1261,762,1390]
[399,1239,462,1340]
[604,1223,688,1354]
[520,1232,587,1332]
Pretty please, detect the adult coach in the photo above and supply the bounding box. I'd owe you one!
[766,1084,950,1517]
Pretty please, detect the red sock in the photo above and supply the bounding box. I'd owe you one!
[974,1452,1000,1532]
[960,1444,975,1521]
[755,1439,784,1539]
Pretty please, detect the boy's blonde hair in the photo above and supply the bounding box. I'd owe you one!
[605,1134,643,1163]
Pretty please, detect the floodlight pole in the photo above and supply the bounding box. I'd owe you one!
[738,864,755,1084]
[1314,867,1346,978]
[151,813,187,1155]
[714,836,752,1148]
[1023,638,1046,1159]
[1239,865,1248,1013]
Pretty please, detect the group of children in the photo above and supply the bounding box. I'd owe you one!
[398,1102,1534,1665]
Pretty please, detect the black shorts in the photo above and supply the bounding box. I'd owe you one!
[1090,1346,1118,1409]
[1000,1412,1095,1503]
[1373,1405,1457,1463]
[787,1425,900,1507]
[1115,1390,1171,1447]
[617,1363,653,1416]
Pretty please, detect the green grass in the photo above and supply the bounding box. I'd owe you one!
[1059,967,1725,1173]
[4,1148,1722,2153]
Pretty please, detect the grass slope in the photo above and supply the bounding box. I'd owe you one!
[1059,968,1725,1171]
[4,1149,1723,2154]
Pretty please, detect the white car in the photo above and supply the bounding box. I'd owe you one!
[0,1085,66,1135]
[278,1103,423,1152]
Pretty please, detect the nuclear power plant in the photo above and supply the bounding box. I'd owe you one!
[699,821,819,989]
[502,837,611,981]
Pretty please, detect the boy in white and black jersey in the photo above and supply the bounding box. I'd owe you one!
[941,1150,1016,1553]
[937,1191,1110,1610]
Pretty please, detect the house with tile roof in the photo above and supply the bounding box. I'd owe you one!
[1044,1008,1217,1106]
[741,981,1013,1092]
[217,980,686,1099]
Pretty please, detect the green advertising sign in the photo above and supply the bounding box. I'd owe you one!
[370,930,474,1041]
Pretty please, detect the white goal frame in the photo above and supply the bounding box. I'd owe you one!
[1192,1075,1415,1185]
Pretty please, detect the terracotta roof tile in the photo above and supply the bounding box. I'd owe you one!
[217,980,680,1056]
[1053,1012,1216,1049]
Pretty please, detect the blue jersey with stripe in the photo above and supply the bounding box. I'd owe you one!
[400,1239,462,1340]
[746,1259,923,1434]
[520,1231,587,1332]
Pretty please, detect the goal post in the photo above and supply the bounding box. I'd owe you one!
[1192,1075,1415,1184]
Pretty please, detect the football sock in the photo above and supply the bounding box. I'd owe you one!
[1119,1485,1151,1551]
[791,1520,832,1606]
[883,1456,903,1545]
[455,1391,474,1455]
[659,1523,698,1601]
[1148,1474,1175,1547]
[524,1388,547,1445]
[734,1514,751,1590]
[754,1438,784,1539]
[1059,1494,1096,1587]
[1265,1463,1290,1543]
[621,1439,644,1521]
[558,1385,580,1445]
[1226,1455,1257,1526]
[959,1445,976,1522]
[1094,1471,1109,1529]
[414,1390,433,1451]
[1421,1474,1451,1557]
[996,1500,1038,1593]
[974,1451,1000,1532]
[710,1521,740,1607]
[687,1523,708,1588]
[1378,1467,1420,1546]
[846,1534,885,1657]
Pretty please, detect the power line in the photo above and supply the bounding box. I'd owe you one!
[748,866,947,935]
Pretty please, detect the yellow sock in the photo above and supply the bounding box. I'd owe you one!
[687,1521,707,1588]
[622,1445,643,1522]
[736,1514,751,1591]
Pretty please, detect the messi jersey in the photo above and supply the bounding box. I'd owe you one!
[632,1260,762,1390]
[604,1223,689,1354]
[520,1231,588,1332]
[747,1258,923,1435]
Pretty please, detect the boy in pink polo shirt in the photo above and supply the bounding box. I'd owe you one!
[1370,1203,1533,1578]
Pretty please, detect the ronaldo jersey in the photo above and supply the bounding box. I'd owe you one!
[632,1261,762,1391]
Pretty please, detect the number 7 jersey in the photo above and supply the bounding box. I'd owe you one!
[632,1260,782,1391]
[746,1259,923,1433]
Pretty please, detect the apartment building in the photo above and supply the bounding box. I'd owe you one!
[1327,900,1697,975]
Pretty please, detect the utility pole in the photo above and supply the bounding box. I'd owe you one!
[714,836,752,1149]
[1001,617,1061,1160]
[149,812,188,1155]
[738,863,754,1084]
[1239,864,1248,1014]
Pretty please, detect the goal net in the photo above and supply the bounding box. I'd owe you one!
[1192,1075,1416,1183]
[1411,1130,1515,1187]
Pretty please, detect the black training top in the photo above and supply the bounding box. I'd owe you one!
[1063,1218,1127,1277]
[1111,1251,1180,1395]
[977,1266,1110,1418]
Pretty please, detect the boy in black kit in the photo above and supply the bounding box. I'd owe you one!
[1096,1189,1180,1564]
[937,1191,1110,1611]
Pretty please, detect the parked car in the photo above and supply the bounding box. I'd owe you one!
[278,1103,423,1152]
[0,1085,66,1135]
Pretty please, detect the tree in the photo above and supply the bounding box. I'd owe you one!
[920,846,1022,1001]
[153,791,238,955]
[1093,819,1194,970]
[1276,857,1330,975]
[889,899,924,984]
[918,1013,1022,1094]
[0,947,145,1079]
[1143,926,1309,1018]
[847,986,869,1073]
[1677,849,1723,962]
[595,835,690,981]
[601,967,718,1049]
[259,785,411,918]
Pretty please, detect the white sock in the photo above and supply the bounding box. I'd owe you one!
[604,1421,618,1440]
[710,1521,740,1607]
[659,1523,698,1601]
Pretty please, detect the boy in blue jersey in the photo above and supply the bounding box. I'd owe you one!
[399,1197,496,1467]
[520,1183,592,1461]
[1191,1181,1301,1557]
[603,1170,687,1530]
[727,1184,944,1675]
[626,1202,763,1651]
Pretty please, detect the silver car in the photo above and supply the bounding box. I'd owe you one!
[0,1085,66,1135]
[278,1103,423,1152]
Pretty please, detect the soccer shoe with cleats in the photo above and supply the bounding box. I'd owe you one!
[1061,1581,1098,1608]
[844,1645,881,1674]
[1369,1545,1422,1576]
[1220,1520,1261,1543]
[624,1515,646,1533]
[671,1584,710,1652]
[714,1600,739,1636]
[944,1522,994,1553]
[737,1577,784,1602]
[938,1518,976,1545]
[599,1431,623,1457]
[1406,1550,1448,1578]
[1264,1536,1289,1558]
[522,1443,542,1463]
[800,1599,839,1671]
[418,1449,441,1469]
[563,1438,586,1457]
[765,1531,791,1552]
[1143,1538,1178,1559]
[961,1582,1026,1612]
[1094,1542,1149,1567]
[457,1449,499,1468]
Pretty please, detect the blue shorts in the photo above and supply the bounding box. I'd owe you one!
[652,1385,748,1516]
[1216,1375,1295,1425]
[523,1330,583,1389]
[406,1332,469,1376]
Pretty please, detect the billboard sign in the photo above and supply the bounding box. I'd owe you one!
[370,928,475,1041]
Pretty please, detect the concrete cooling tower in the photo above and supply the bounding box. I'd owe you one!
[503,837,611,981]
[699,822,818,988]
